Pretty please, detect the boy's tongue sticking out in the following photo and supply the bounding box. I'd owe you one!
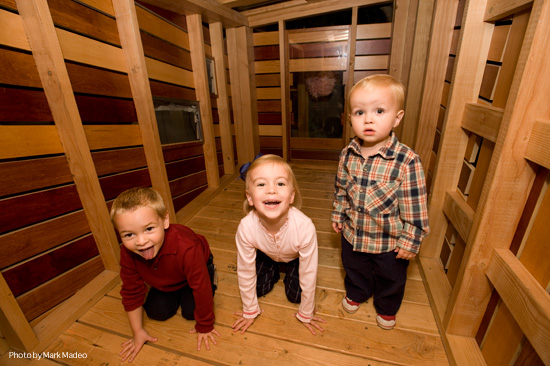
[140,247,156,260]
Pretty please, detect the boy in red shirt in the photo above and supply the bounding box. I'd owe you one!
[111,187,219,362]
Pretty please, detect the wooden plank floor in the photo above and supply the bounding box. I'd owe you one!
[3,162,449,365]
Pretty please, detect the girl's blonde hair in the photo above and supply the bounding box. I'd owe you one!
[347,74,405,116]
[110,187,167,222]
[242,154,302,214]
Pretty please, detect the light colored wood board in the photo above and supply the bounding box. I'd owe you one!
[480,301,523,366]
[417,257,452,324]
[84,124,142,150]
[253,30,279,46]
[145,57,195,88]
[288,27,349,44]
[457,160,474,196]
[210,22,236,175]
[258,124,283,136]
[246,0,383,28]
[525,119,550,169]
[356,22,392,39]
[289,57,347,72]
[446,334,486,366]
[81,294,411,366]
[484,0,532,21]
[479,63,500,101]
[135,5,189,50]
[0,126,63,159]
[486,249,550,364]
[461,103,503,143]
[279,20,290,161]
[389,0,409,81]
[464,133,481,163]
[487,23,511,62]
[256,87,281,100]
[254,59,280,74]
[354,55,389,70]
[82,294,447,365]
[45,321,213,365]
[187,14,220,189]
[442,191,474,243]
[0,9,30,50]
[56,28,126,73]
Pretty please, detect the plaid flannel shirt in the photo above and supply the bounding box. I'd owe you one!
[331,133,429,254]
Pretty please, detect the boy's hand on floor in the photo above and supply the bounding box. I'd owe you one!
[119,328,157,363]
[190,328,221,350]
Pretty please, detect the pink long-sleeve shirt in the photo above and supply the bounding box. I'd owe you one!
[235,207,318,323]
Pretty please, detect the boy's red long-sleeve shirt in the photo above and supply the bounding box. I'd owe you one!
[119,224,215,333]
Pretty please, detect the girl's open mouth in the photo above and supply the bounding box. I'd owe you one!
[263,200,281,207]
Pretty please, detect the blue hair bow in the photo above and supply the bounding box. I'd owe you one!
[239,153,264,181]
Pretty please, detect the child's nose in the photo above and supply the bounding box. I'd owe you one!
[136,234,147,245]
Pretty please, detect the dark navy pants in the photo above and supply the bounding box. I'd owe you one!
[341,235,409,316]
[255,249,301,303]
[143,254,216,321]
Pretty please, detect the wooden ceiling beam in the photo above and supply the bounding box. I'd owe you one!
[245,0,384,27]
[138,0,248,27]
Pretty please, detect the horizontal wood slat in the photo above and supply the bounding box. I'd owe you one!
[289,57,347,72]
[355,39,391,55]
[2,235,99,297]
[253,31,279,46]
[0,9,30,50]
[288,27,349,44]
[255,73,281,87]
[165,156,206,180]
[162,141,204,162]
[169,171,208,197]
[0,211,89,270]
[17,256,104,322]
[146,57,195,88]
[524,119,550,169]
[256,87,281,100]
[461,103,503,142]
[99,169,152,200]
[135,5,190,50]
[92,147,148,177]
[0,126,63,159]
[486,248,550,365]
[259,125,283,136]
[356,22,392,39]
[0,88,52,123]
[141,31,192,70]
[484,0,533,22]
[255,60,281,74]
[254,45,280,61]
[85,125,143,150]
[76,95,137,123]
[443,190,474,242]
[289,41,347,59]
[258,100,282,112]
[258,112,282,125]
[354,55,389,70]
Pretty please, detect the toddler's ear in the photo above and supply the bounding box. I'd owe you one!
[245,191,254,207]
[393,110,404,128]
[163,211,170,229]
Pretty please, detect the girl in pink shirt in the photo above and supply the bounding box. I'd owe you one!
[232,154,326,335]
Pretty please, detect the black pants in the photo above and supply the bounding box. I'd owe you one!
[341,235,408,316]
[143,254,216,321]
[255,250,301,303]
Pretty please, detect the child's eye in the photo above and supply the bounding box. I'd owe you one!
[257,182,265,187]
[376,108,384,114]
[123,233,134,238]
[277,182,286,186]
[145,226,154,232]
[354,110,364,116]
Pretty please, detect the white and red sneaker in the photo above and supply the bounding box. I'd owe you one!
[376,314,396,330]
[342,296,361,314]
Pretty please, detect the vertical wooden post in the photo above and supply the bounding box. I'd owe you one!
[16,0,120,272]
[188,14,220,189]
[344,7,358,143]
[227,26,260,164]
[389,0,410,81]
[210,22,235,174]
[112,0,177,219]
[278,20,289,160]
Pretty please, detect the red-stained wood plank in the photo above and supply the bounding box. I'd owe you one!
[141,31,193,70]
[165,156,206,180]
[75,94,137,124]
[0,185,82,234]
[0,49,41,88]
[258,112,282,125]
[48,0,120,46]
[0,210,90,270]
[0,156,72,197]
[2,234,99,297]
[135,0,187,30]
[257,100,281,112]
[92,147,148,176]
[67,62,133,98]
[162,141,204,162]
[173,185,208,211]
[290,148,340,161]
[289,41,347,59]
[355,39,391,55]
[169,171,208,197]
[98,169,152,201]
[259,136,283,148]
[17,256,104,321]
[150,80,197,101]
[254,45,280,61]
[0,87,52,122]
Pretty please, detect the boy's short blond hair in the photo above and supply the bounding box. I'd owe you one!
[243,154,302,214]
[111,187,167,223]
[347,74,405,115]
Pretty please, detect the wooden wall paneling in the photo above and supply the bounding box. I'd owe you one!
[187,13,220,189]
[525,120,550,170]
[17,256,105,322]
[0,9,30,50]
[162,141,204,162]
[145,57,195,88]
[84,125,142,150]
[210,22,235,174]
[227,26,260,163]
[1,126,62,159]
[113,0,176,220]
[389,0,411,82]
[484,0,532,21]
[344,7,358,143]
[76,95,137,124]
[413,0,460,170]
[79,0,114,16]
[461,103,503,142]
[466,138,495,210]
[401,0,436,149]
[16,0,120,273]
[279,21,290,160]
[486,249,550,364]
[67,63,133,98]
[135,4,190,50]
[140,31,193,70]
[290,57,347,72]
[150,80,197,101]
[445,0,550,339]
[165,156,206,180]
[169,171,208,198]
[99,169,152,201]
